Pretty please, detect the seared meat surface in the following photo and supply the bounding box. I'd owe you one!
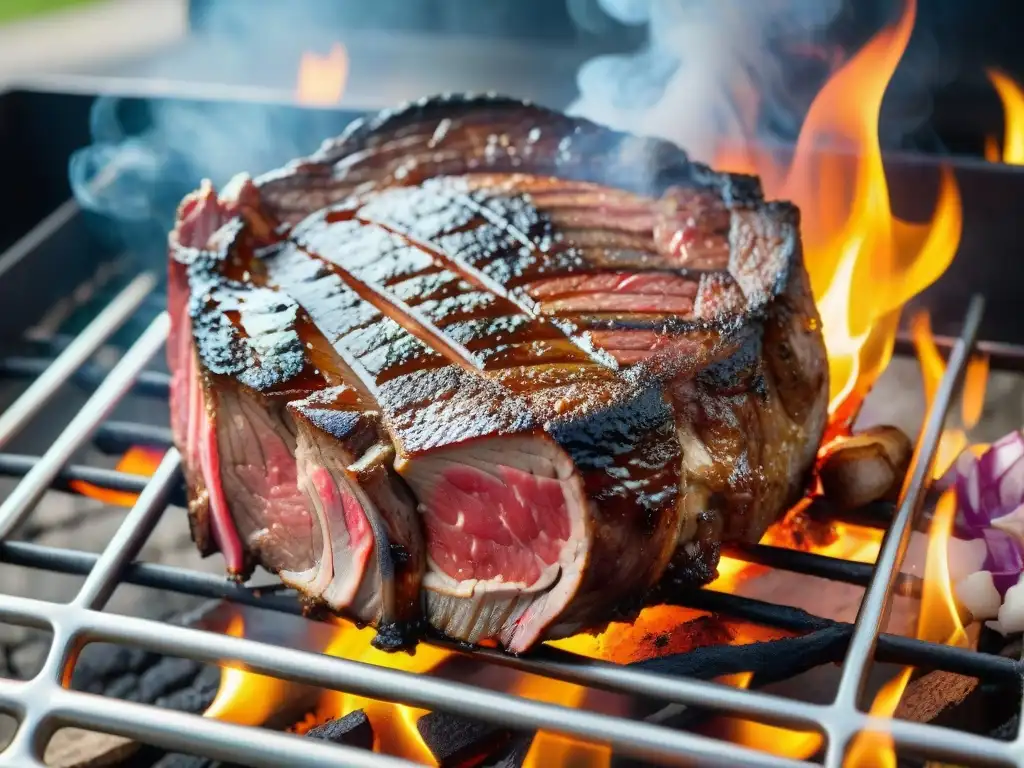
[168,95,828,652]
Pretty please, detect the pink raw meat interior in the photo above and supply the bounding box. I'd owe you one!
[426,464,571,586]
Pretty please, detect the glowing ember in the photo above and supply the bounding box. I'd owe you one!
[986,69,1024,165]
[715,0,962,433]
[709,505,885,596]
[70,445,164,506]
[296,43,348,106]
[203,613,293,726]
[984,135,1001,163]
[551,604,787,663]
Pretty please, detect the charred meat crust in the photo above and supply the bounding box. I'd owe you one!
[259,93,765,208]
[167,94,828,651]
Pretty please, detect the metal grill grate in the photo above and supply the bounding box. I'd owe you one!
[0,209,1016,767]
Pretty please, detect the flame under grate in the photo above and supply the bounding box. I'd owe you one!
[0,205,1018,768]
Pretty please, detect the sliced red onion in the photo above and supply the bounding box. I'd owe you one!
[946,432,1024,629]
[979,527,1024,596]
[991,502,1024,542]
[981,432,1024,502]
[952,450,985,535]
[954,432,1024,533]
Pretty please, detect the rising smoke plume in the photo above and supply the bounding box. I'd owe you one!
[570,0,845,162]
[71,0,928,237]
[68,0,354,233]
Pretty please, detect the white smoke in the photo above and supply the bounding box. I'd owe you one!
[67,0,351,231]
[570,0,844,162]
[69,0,848,234]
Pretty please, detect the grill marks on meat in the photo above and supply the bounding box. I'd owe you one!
[169,94,828,651]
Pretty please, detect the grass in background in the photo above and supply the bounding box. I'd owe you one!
[0,0,101,26]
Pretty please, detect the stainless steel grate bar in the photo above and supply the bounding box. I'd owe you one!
[0,312,169,539]
[0,272,156,450]
[881,715,1017,767]
[47,688,417,768]
[0,277,1009,766]
[1,591,1017,767]
[0,594,816,768]
[73,449,182,610]
[827,295,986,766]
[0,678,417,768]
[3,534,1020,717]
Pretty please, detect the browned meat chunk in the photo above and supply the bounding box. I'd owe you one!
[167,95,828,651]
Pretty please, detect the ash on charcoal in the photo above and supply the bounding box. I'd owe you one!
[305,709,374,751]
[44,728,138,768]
[416,711,515,768]
[70,603,223,709]
[0,715,14,754]
[72,645,222,712]
[150,754,233,768]
[148,753,256,768]
[36,604,223,768]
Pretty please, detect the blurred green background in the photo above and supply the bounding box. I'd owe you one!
[0,0,99,25]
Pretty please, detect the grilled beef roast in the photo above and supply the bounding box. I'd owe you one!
[168,94,828,652]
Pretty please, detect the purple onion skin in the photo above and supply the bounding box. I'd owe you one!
[990,570,1021,597]
[981,528,1024,596]
[978,432,1024,515]
[948,433,1024,597]
[955,432,1024,535]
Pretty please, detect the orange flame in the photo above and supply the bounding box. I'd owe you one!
[919,491,969,646]
[845,309,987,765]
[714,672,824,760]
[698,510,879,760]
[987,69,1024,165]
[845,482,970,765]
[710,504,885,597]
[304,622,448,763]
[516,675,611,768]
[844,666,913,768]
[715,0,962,432]
[203,614,293,726]
[296,43,348,106]
[70,445,164,506]
[911,310,989,478]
